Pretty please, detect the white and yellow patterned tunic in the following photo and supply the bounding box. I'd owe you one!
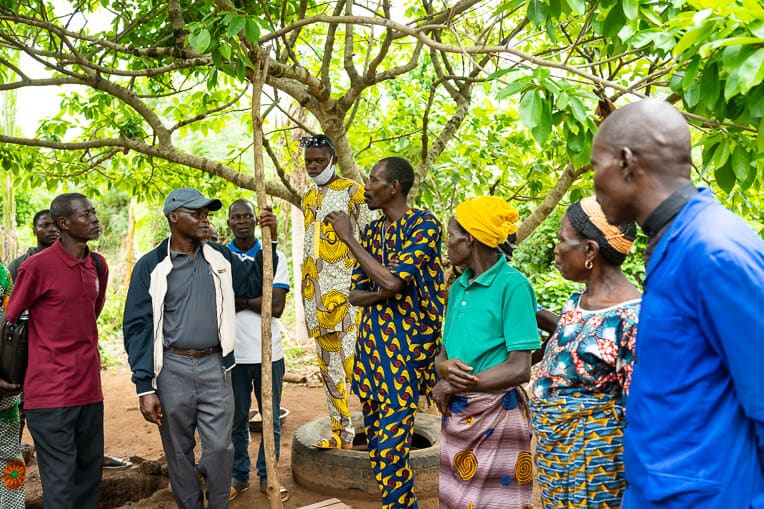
[301,177,373,337]
[301,176,374,445]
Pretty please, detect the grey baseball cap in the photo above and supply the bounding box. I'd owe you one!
[163,187,222,216]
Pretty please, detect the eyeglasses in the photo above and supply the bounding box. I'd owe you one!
[175,208,210,220]
[300,135,336,152]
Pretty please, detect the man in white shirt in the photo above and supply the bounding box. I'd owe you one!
[226,199,290,503]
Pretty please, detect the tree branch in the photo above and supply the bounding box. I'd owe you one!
[0,133,300,206]
[170,87,248,132]
[516,163,589,242]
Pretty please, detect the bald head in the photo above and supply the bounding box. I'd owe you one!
[592,100,695,226]
[595,99,692,180]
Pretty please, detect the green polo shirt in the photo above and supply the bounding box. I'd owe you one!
[443,257,539,375]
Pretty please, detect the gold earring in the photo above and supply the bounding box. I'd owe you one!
[585,259,593,270]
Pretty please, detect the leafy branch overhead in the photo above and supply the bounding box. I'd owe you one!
[0,0,762,230]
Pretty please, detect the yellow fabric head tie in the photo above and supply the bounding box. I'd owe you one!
[454,196,519,248]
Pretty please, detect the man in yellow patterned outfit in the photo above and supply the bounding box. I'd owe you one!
[301,134,373,449]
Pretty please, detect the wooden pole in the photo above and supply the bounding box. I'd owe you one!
[250,47,281,509]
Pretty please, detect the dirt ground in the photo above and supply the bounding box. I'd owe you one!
[23,366,440,508]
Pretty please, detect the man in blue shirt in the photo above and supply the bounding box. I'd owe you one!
[592,99,764,508]
[226,199,290,503]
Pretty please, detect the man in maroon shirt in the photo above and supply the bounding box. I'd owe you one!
[6,192,108,509]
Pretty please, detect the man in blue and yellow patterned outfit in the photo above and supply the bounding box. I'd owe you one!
[327,156,445,508]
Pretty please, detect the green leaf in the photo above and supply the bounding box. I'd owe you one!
[700,64,720,111]
[751,18,764,39]
[724,70,741,100]
[542,77,562,94]
[244,19,260,42]
[549,0,562,19]
[731,144,751,183]
[527,0,549,25]
[673,25,708,58]
[629,29,658,48]
[211,49,223,69]
[568,96,588,125]
[715,161,736,193]
[738,48,764,95]
[669,73,684,94]
[497,76,533,99]
[533,67,552,83]
[722,44,747,70]
[557,91,570,110]
[531,99,553,146]
[566,0,586,14]
[713,138,730,168]
[617,20,637,42]
[190,28,211,52]
[207,70,218,91]
[758,118,764,155]
[701,36,764,57]
[486,68,518,80]
[236,56,247,81]
[640,6,662,25]
[681,57,700,90]
[567,125,585,152]
[603,4,625,38]
[654,32,678,53]
[622,0,638,20]
[683,80,700,108]
[749,84,764,117]
[519,89,542,130]
[226,15,246,38]
[545,17,558,43]
[701,141,717,177]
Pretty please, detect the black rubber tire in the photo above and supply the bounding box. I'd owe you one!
[290,411,441,499]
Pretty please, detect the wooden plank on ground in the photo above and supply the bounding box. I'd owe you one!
[298,498,349,509]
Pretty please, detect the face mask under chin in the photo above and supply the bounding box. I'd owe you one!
[311,163,335,186]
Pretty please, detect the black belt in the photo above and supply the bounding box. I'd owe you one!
[164,345,222,358]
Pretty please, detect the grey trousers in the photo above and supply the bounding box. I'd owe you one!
[157,351,234,509]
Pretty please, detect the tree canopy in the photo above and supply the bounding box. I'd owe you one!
[1,0,762,235]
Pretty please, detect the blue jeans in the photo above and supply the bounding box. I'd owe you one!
[231,359,285,486]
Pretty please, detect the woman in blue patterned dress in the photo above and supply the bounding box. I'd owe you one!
[531,196,640,509]
[0,264,24,507]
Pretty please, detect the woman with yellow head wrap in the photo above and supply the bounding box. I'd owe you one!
[433,196,540,509]
[530,196,641,509]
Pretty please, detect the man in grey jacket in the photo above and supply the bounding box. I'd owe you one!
[123,188,277,509]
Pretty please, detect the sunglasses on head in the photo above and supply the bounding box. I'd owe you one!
[300,135,336,152]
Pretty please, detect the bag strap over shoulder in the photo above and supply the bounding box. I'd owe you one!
[91,251,103,278]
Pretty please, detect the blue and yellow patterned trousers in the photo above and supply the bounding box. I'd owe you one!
[362,399,418,508]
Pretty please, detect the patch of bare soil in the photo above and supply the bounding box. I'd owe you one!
[24,366,440,508]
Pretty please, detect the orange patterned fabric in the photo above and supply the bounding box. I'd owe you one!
[440,389,534,508]
[578,196,634,255]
